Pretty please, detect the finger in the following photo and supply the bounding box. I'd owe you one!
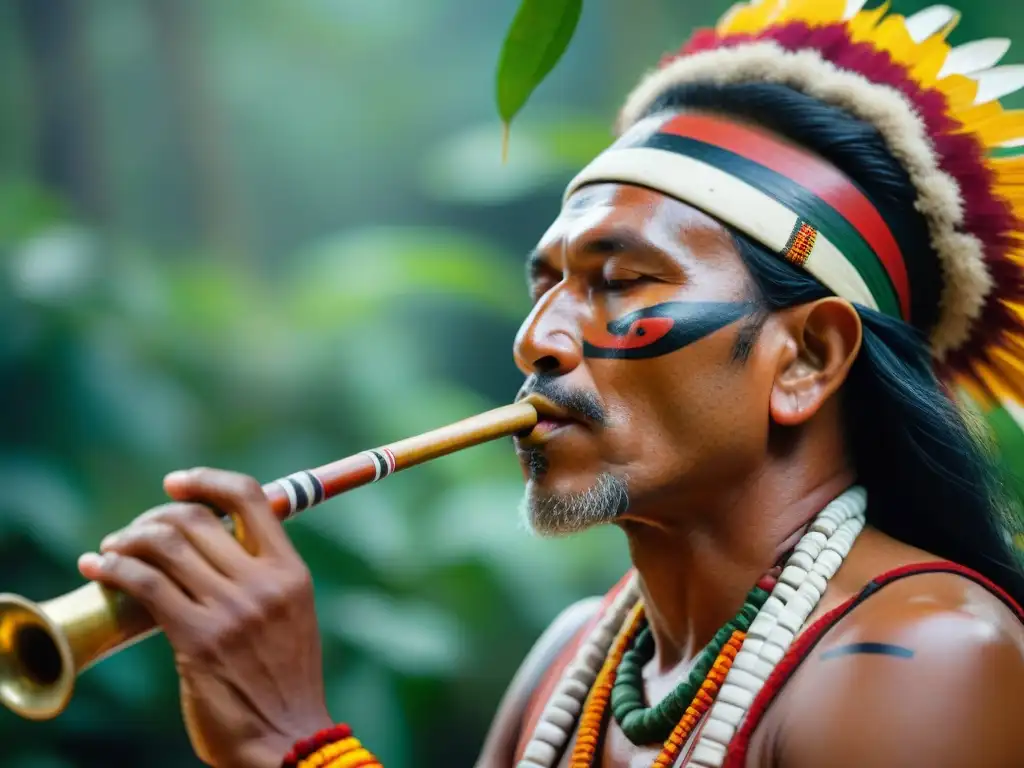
[103,502,252,577]
[78,551,199,636]
[98,521,235,604]
[164,467,287,558]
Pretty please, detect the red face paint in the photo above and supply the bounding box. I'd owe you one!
[584,301,753,360]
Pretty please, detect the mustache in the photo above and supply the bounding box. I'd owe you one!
[516,374,607,426]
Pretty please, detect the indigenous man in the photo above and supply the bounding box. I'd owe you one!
[79,1,1024,766]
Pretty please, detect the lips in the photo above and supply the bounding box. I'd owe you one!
[516,394,585,447]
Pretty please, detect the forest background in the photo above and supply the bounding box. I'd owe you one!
[2,1,1022,765]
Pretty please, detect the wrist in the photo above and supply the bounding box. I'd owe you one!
[226,716,338,768]
[280,722,381,768]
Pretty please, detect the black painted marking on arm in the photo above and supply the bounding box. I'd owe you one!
[820,642,914,661]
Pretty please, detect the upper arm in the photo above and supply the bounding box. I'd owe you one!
[777,583,1024,768]
[474,597,601,768]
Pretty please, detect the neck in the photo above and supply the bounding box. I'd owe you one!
[621,457,854,674]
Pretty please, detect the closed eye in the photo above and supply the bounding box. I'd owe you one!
[597,275,652,293]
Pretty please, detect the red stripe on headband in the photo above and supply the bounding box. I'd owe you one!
[660,113,911,320]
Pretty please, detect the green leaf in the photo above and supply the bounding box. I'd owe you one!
[495,0,583,135]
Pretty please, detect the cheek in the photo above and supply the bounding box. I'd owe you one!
[595,337,772,480]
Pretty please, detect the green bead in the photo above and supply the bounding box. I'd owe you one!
[621,711,644,731]
[613,678,642,695]
[612,691,643,709]
[611,578,778,747]
[614,708,638,724]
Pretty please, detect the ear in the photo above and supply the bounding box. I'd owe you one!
[769,298,862,427]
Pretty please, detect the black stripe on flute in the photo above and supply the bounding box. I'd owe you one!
[308,471,325,504]
[286,476,310,511]
[369,450,391,479]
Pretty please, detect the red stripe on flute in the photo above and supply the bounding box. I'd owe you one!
[263,455,378,520]
[659,112,912,321]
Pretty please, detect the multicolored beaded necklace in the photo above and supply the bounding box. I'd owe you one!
[516,486,868,768]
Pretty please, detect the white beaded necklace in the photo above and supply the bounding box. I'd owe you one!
[516,486,868,768]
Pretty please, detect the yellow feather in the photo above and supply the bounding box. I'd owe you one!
[1002,333,1024,362]
[1004,302,1024,324]
[869,16,920,66]
[974,361,1019,403]
[715,2,747,34]
[716,0,785,34]
[997,186,1024,206]
[989,349,1024,402]
[969,111,1024,147]
[993,159,1024,185]
[775,0,847,25]
[936,10,961,41]
[935,74,979,111]
[1005,323,1024,340]
[953,100,1004,129]
[910,37,953,84]
[846,2,890,42]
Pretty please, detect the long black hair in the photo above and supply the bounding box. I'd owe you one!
[644,82,1024,605]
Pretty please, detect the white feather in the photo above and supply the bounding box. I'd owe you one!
[1000,398,1024,433]
[999,137,1024,149]
[842,0,870,20]
[937,38,1011,79]
[904,5,959,44]
[973,65,1024,105]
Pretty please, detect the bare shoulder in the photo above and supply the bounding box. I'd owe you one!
[474,597,601,768]
[775,570,1024,768]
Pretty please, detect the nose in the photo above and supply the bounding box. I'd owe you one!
[513,284,584,377]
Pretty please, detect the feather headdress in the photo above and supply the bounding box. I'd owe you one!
[566,0,1024,439]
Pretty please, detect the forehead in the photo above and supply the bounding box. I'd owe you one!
[534,182,737,262]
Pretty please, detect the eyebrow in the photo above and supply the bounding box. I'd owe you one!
[526,230,661,279]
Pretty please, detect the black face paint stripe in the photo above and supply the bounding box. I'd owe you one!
[583,301,754,360]
[819,643,914,661]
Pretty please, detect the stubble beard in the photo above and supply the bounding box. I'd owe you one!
[518,449,630,536]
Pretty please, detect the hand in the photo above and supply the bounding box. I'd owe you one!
[79,468,334,768]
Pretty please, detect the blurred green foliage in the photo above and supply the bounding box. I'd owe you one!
[2,1,1023,766]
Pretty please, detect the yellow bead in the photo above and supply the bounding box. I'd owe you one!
[332,749,375,768]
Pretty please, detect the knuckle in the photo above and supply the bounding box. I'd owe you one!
[264,567,313,614]
[173,503,215,528]
[126,521,183,555]
[234,475,265,501]
[148,502,212,528]
[288,565,314,595]
[211,598,264,646]
[255,586,290,618]
[109,555,160,598]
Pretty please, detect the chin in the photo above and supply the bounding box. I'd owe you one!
[518,471,630,537]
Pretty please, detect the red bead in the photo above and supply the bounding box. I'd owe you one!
[757,573,777,592]
[282,724,354,766]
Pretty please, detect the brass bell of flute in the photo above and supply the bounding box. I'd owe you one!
[0,401,538,721]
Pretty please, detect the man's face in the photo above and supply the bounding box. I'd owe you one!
[514,183,781,535]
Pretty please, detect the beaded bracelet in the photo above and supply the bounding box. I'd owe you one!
[282,724,382,768]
